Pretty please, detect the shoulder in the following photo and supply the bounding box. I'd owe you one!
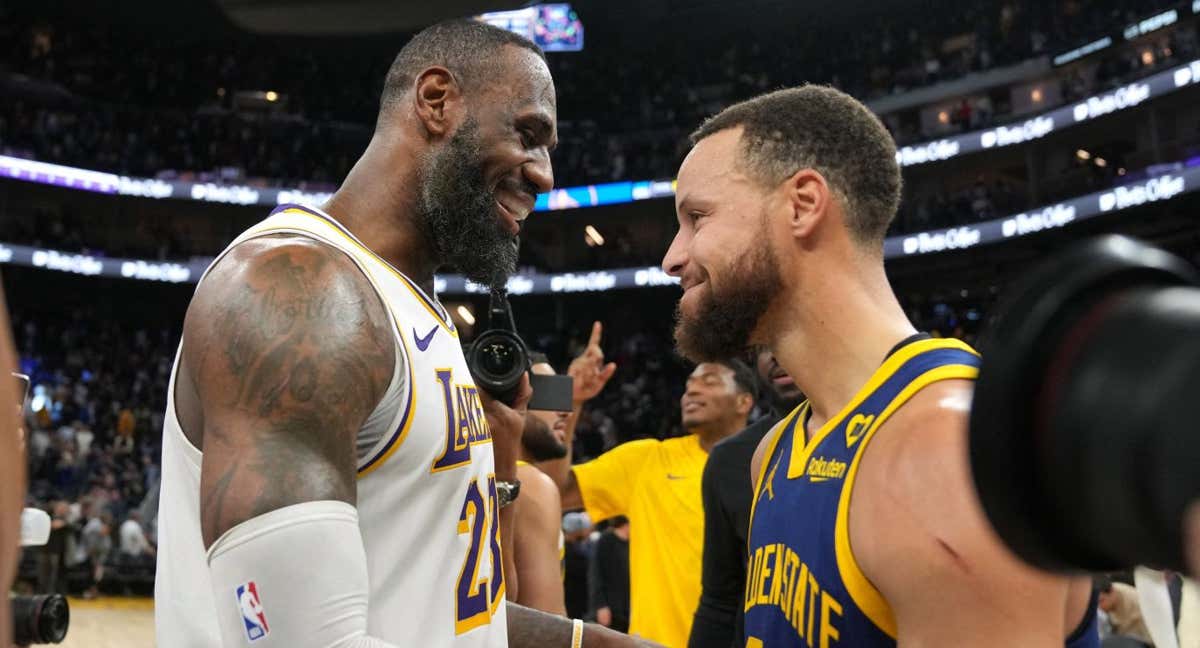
[712,415,775,459]
[517,463,560,507]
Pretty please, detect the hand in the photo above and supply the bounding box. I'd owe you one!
[478,373,532,480]
[595,606,612,627]
[568,322,617,405]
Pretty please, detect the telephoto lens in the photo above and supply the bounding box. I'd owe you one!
[12,593,70,644]
[970,235,1200,573]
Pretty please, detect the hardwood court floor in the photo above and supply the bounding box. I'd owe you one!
[59,596,154,648]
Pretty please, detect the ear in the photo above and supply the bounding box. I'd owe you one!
[736,392,754,417]
[783,169,833,241]
[413,66,461,138]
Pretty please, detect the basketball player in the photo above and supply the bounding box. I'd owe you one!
[557,359,757,647]
[155,20,654,648]
[662,85,1098,647]
[511,323,618,615]
[690,348,803,648]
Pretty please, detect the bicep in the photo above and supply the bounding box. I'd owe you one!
[189,240,395,548]
[514,476,566,615]
[861,390,1069,646]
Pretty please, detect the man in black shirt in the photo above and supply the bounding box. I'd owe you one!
[689,349,804,648]
[590,515,631,633]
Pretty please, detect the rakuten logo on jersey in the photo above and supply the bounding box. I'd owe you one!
[634,267,680,287]
[900,227,982,255]
[1098,175,1186,212]
[980,117,1054,148]
[276,189,334,206]
[895,139,961,166]
[1001,204,1077,237]
[1072,82,1150,122]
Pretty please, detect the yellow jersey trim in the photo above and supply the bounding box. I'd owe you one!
[748,404,805,528]
[832,362,980,639]
[787,337,978,479]
[275,208,459,336]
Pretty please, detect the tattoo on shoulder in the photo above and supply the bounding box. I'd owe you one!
[198,242,395,542]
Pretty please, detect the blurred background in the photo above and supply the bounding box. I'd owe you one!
[3,0,1200,645]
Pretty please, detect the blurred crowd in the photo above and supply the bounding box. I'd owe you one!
[0,0,1186,192]
[12,309,172,597]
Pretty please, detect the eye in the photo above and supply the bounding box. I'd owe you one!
[519,129,535,149]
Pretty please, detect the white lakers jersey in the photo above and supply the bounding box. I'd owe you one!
[155,204,508,647]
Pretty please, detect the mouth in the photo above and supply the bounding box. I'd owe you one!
[770,372,794,387]
[495,199,524,236]
[682,401,705,414]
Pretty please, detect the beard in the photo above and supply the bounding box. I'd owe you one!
[521,413,568,462]
[418,117,518,288]
[675,242,782,363]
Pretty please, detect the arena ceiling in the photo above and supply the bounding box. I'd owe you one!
[215,0,530,35]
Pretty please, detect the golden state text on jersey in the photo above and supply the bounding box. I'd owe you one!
[744,338,980,648]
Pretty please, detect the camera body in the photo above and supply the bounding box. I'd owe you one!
[466,289,573,412]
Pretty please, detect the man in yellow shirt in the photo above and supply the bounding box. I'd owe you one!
[558,359,756,647]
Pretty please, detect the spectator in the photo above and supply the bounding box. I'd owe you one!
[118,509,154,561]
[1098,577,1154,646]
[79,510,113,599]
[37,500,70,594]
[589,516,631,634]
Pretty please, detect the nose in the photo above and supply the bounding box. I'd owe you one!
[523,151,554,196]
[662,228,689,277]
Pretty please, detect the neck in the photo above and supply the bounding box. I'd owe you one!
[766,251,915,432]
[322,128,441,293]
[693,420,744,452]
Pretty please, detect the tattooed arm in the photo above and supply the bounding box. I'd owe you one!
[178,236,395,547]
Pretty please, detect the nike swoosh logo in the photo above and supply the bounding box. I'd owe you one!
[666,474,686,480]
[414,325,439,352]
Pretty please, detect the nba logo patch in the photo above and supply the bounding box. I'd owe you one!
[235,581,270,641]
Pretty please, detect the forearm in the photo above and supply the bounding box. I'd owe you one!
[508,602,645,648]
[497,449,520,603]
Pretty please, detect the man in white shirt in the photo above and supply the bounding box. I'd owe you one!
[119,510,154,559]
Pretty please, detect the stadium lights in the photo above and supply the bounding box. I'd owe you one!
[1076,149,1092,160]
[217,87,226,97]
[456,305,476,326]
[1095,157,1108,168]
[1119,167,1127,176]
[265,91,279,102]
[1031,88,1044,103]
[938,110,950,124]
[585,225,605,246]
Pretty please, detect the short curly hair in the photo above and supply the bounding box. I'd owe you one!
[690,85,902,250]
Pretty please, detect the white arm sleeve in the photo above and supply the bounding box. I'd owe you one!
[207,500,398,648]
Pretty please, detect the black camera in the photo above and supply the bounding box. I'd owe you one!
[969,235,1200,574]
[11,593,69,644]
[466,289,573,411]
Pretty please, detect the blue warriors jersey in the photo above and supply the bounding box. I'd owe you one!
[743,337,1098,648]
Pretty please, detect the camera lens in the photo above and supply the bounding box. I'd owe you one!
[468,329,529,404]
[12,593,70,644]
[481,341,517,377]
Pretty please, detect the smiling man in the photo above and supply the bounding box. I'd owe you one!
[559,359,756,647]
[154,19,653,648]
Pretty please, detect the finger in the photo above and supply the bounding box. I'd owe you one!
[601,362,617,381]
[588,320,602,348]
[510,373,532,412]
